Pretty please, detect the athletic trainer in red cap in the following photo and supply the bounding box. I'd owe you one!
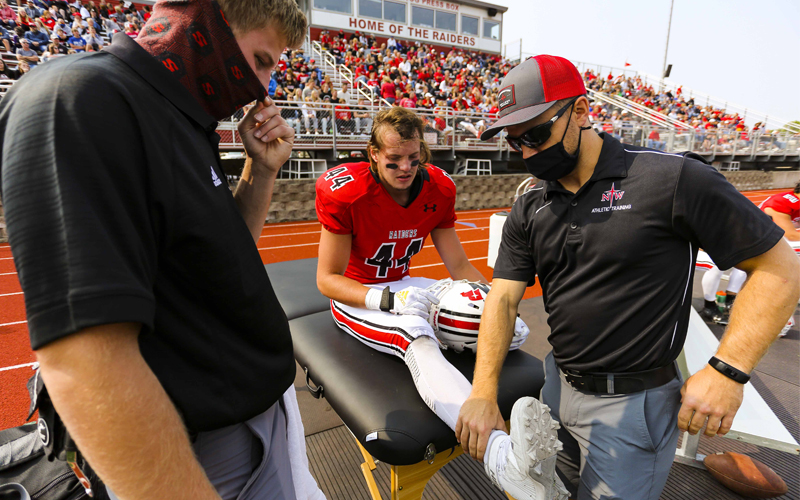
[461,54,799,499]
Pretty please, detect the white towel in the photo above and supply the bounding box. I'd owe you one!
[283,386,326,500]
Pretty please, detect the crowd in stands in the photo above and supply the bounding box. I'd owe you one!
[580,69,781,149]
[268,29,519,137]
[0,6,791,150]
[0,0,148,79]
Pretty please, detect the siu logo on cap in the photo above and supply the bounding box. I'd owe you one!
[498,85,516,111]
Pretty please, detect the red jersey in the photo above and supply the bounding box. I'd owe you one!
[760,191,800,223]
[315,162,457,284]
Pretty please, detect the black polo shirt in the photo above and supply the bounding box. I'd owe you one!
[0,34,295,433]
[494,133,783,373]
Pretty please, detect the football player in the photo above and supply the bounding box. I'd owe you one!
[700,184,799,331]
[698,265,747,325]
[759,183,799,242]
[315,106,567,500]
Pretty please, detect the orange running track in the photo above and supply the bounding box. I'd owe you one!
[0,189,788,430]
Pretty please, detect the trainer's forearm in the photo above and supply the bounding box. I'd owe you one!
[37,324,220,500]
[716,246,800,372]
[471,292,516,400]
[234,157,278,244]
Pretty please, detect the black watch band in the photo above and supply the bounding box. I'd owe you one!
[708,356,751,384]
[379,287,394,312]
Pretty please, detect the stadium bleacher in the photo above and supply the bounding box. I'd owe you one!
[0,4,796,160]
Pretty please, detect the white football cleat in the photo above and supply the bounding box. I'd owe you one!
[779,317,794,337]
[484,397,567,500]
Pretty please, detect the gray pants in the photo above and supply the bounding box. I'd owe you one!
[541,352,682,500]
[107,401,295,500]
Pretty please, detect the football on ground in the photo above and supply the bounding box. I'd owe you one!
[703,451,788,498]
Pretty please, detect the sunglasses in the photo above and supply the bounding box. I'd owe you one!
[506,97,579,152]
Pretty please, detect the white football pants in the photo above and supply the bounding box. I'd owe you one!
[701,265,747,302]
[330,277,471,430]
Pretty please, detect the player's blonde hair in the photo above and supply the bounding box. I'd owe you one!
[367,107,432,171]
[217,0,307,49]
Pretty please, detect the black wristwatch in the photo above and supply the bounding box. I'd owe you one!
[708,356,751,384]
[379,286,394,312]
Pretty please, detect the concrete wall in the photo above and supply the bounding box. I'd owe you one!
[265,173,532,223]
[770,171,800,189]
[720,170,800,192]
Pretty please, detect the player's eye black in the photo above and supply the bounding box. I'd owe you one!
[506,97,578,152]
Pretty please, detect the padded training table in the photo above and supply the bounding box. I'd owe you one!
[265,258,545,499]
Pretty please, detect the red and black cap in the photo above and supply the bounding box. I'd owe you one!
[480,55,586,140]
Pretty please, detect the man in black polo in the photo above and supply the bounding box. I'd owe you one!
[0,1,322,499]
[456,55,799,499]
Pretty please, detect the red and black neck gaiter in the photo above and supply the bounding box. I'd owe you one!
[135,0,266,121]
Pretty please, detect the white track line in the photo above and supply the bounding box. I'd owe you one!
[257,224,491,241]
[258,242,318,251]
[0,362,36,372]
[259,236,489,252]
[0,271,17,276]
[0,320,27,327]
[0,292,23,297]
[0,256,14,260]
[411,256,484,270]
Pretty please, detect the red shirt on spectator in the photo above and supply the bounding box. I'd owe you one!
[381,81,396,99]
[648,130,660,140]
[400,97,415,109]
[43,17,56,30]
[335,104,352,120]
[0,5,14,22]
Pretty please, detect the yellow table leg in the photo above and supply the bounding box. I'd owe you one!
[355,440,382,500]
[390,446,463,500]
[355,420,517,500]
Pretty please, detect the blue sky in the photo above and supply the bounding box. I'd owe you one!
[492,0,800,129]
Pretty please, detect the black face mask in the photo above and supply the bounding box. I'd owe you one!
[523,104,591,181]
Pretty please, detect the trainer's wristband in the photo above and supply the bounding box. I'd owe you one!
[708,356,751,384]
[379,286,394,312]
[365,288,383,311]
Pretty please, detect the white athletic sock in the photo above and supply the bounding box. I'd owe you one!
[727,268,747,294]
[702,265,724,302]
[404,336,472,431]
[484,430,510,465]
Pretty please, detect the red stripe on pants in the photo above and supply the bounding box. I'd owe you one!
[331,305,411,353]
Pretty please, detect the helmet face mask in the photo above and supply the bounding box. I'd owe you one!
[425,278,530,353]
[427,279,491,353]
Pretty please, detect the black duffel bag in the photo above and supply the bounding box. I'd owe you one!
[0,369,107,500]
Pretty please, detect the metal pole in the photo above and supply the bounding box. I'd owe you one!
[660,0,675,92]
